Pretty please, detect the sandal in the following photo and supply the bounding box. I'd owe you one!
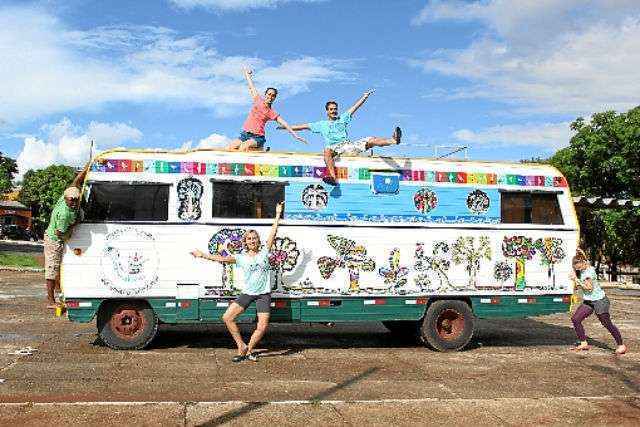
[570,344,591,352]
[615,344,627,355]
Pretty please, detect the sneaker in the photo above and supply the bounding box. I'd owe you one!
[322,175,337,186]
[247,352,258,362]
[393,127,402,144]
[232,354,246,363]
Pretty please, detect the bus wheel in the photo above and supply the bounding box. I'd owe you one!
[97,301,158,350]
[420,300,474,352]
[382,321,419,338]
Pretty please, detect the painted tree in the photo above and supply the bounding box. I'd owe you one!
[414,241,451,291]
[208,228,245,292]
[501,236,537,291]
[534,237,566,288]
[493,261,513,289]
[452,236,492,288]
[378,248,409,292]
[268,236,300,292]
[317,235,375,293]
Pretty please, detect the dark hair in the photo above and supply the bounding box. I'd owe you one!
[325,101,338,111]
[265,87,278,95]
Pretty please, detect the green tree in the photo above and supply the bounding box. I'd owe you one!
[18,165,77,236]
[0,152,18,194]
[549,107,640,278]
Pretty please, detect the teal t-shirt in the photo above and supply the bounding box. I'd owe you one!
[309,111,352,147]
[580,266,605,301]
[235,247,270,295]
[45,196,77,242]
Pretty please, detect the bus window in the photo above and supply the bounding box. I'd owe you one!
[500,191,563,225]
[83,183,170,221]
[212,180,285,219]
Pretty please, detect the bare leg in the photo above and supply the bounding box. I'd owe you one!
[323,148,337,180]
[365,137,396,150]
[246,313,270,355]
[222,303,248,355]
[239,139,259,152]
[46,279,57,307]
[226,139,243,151]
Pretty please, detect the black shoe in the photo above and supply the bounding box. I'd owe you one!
[322,175,337,186]
[393,126,402,144]
[247,352,258,362]
[232,354,247,363]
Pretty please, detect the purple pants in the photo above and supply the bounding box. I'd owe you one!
[571,303,623,345]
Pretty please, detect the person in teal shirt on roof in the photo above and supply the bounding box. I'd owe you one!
[282,90,402,185]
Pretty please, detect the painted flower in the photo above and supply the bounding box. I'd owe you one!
[466,189,490,214]
[413,188,438,213]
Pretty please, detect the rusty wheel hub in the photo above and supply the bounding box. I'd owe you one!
[436,309,464,341]
[110,307,145,340]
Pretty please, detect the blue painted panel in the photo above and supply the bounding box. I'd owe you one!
[285,182,500,223]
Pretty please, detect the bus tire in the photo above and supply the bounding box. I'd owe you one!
[382,321,419,338]
[97,301,158,350]
[419,300,474,352]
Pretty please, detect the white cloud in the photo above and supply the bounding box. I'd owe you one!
[16,118,143,177]
[411,1,640,116]
[169,0,323,11]
[180,132,233,150]
[0,6,349,124]
[452,122,573,150]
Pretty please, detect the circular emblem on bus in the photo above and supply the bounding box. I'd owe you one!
[301,184,329,211]
[467,189,490,214]
[100,228,159,296]
[413,188,438,213]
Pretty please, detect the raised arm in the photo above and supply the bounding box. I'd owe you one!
[276,117,308,144]
[277,123,311,131]
[266,202,283,250]
[191,249,236,264]
[244,68,259,99]
[71,162,90,189]
[347,89,375,116]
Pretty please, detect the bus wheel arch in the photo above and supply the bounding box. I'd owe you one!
[420,298,475,352]
[97,299,158,350]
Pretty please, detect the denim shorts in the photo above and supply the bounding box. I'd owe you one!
[234,293,271,313]
[239,131,267,149]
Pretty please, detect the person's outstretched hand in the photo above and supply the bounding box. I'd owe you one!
[294,135,308,144]
[191,249,204,258]
[275,201,284,217]
[364,89,375,97]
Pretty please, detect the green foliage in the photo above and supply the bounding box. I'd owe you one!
[550,107,640,272]
[0,252,41,268]
[550,107,640,198]
[18,165,77,236]
[0,152,18,193]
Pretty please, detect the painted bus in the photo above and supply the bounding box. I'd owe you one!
[62,148,578,351]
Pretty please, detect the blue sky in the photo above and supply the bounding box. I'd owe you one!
[1,0,639,177]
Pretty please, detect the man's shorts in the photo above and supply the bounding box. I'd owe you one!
[234,293,271,313]
[44,234,64,281]
[327,137,373,156]
[239,131,267,149]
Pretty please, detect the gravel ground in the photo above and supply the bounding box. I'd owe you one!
[0,271,638,426]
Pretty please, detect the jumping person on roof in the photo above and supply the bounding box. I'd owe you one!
[281,90,401,185]
[226,68,307,152]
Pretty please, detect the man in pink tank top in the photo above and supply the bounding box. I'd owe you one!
[227,68,307,151]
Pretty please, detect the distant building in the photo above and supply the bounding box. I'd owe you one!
[0,200,32,229]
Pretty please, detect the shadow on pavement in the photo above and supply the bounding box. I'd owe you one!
[196,367,379,426]
[127,317,600,352]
